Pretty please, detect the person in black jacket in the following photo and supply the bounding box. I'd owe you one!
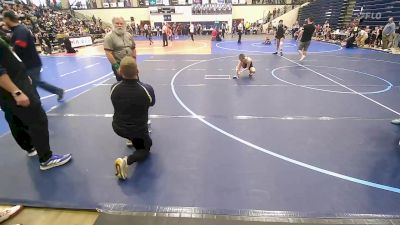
[3,11,64,101]
[63,34,77,53]
[111,56,155,180]
[0,36,72,170]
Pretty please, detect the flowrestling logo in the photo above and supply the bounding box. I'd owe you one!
[360,12,382,20]
[359,7,382,20]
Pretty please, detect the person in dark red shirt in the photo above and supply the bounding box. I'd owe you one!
[3,11,64,101]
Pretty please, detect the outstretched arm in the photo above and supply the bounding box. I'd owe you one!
[236,61,243,75]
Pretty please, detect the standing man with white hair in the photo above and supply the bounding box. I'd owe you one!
[104,17,137,81]
[382,17,395,50]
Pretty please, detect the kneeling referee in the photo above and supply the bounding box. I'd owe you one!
[111,56,155,180]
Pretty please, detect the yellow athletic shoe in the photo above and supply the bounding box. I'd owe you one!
[115,157,128,180]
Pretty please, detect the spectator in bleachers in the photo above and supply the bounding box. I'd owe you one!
[323,20,329,40]
[245,21,251,35]
[292,21,299,39]
[345,21,360,48]
[394,23,400,51]
[64,33,77,53]
[2,1,105,54]
[356,27,368,47]
[382,17,395,50]
[197,23,202,35]
[267,22,272,34]
[267,11,271,22]
[376,26,383,48]
[369,26,378,48]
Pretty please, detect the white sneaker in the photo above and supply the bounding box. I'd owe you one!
[391,118,400,125]
[126,140,133,147]
[148,120,152,133]
[300,55,306,61]
[27,148,37,157]
[0,205,23,223]
[115,156,128,180]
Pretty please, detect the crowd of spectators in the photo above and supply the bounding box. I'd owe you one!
[305,18,400,53]
[0,0,107,54]
[252,0,308,6]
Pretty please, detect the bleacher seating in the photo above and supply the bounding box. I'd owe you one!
[352,0,400,27]
[298,0,346,27]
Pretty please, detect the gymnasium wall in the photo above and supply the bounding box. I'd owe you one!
[270,4,302,27]
[76,5,286,25]
[232,5,284,22]
[77,8,150,25]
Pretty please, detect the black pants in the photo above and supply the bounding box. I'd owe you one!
[222,29,225,38]
[238,31,242,43]
[112,66,123,81]
[190,32,194,41]
[346,36,356,48]
[1,91,52,163]
[163,33,168,46]
[27,67,63,95]
[127,135,152,165]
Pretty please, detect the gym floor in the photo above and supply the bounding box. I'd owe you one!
[1,35,400,223]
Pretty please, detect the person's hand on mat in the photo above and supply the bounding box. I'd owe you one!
[14,92,30,107]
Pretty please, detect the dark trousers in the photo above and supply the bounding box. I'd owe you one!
[222,29,225,38]
[127,134,152,165]
[27,67,63,95]
[1,92,52,163]
[190,32,194,41]
[238,31,242,43]
[163,33,168,46]
[112,66,123,81]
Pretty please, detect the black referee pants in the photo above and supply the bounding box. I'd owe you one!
[1,88,52,163]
